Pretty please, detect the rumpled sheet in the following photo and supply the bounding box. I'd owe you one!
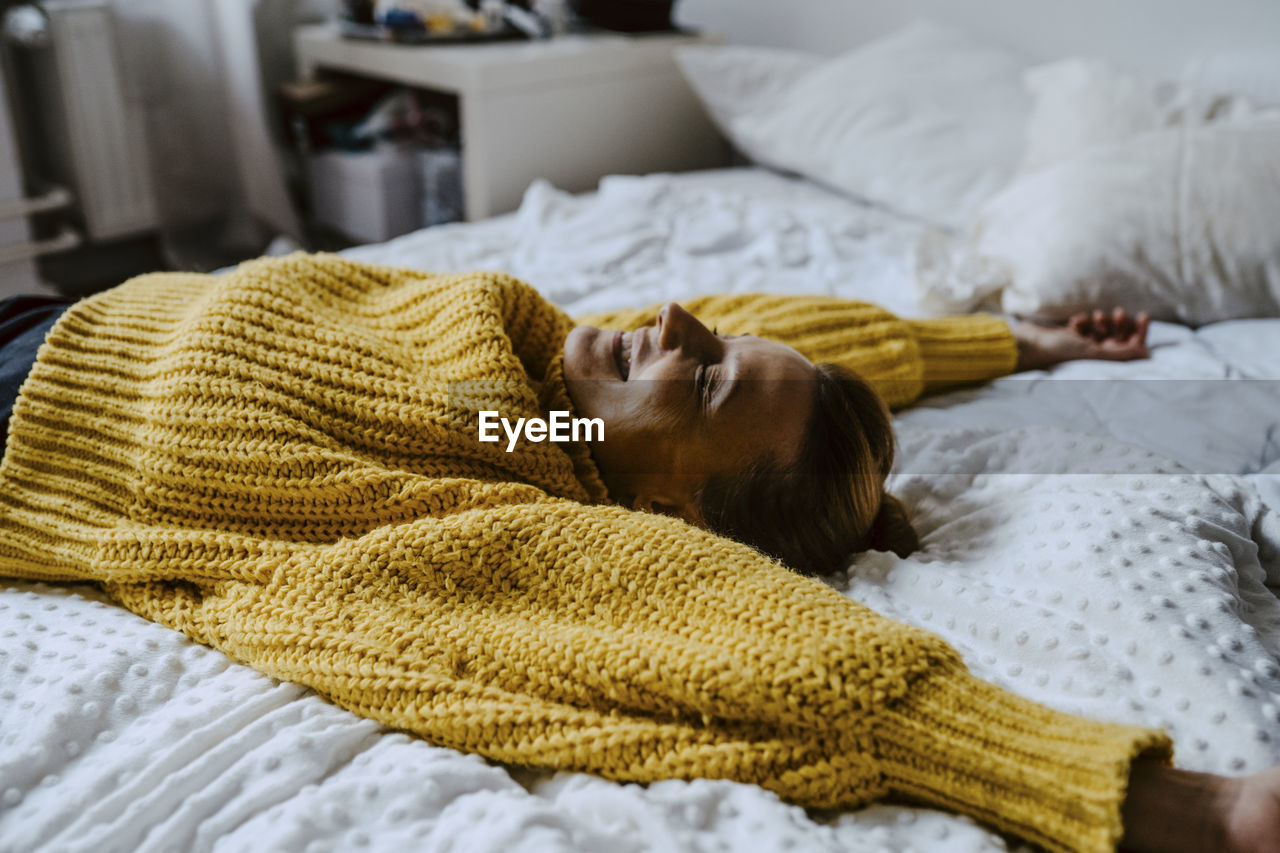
[3,169,1279,853]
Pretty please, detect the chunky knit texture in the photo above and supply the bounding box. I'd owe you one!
[0,255,1169,853]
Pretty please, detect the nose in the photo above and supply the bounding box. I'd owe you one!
[656,302,708,352]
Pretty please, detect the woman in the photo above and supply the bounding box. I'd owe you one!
[0,255,1275,853]
[565,296,1151,575]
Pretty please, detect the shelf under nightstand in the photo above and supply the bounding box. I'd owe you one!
[293,24,725,223]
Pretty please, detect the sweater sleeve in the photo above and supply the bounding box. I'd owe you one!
[576,296,1018,410]
[95,494,1168,853]
[904,314,1019,395]
[874,665,1171,853]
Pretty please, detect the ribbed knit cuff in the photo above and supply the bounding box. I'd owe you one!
[873,665,1173,853]
[905,314,1019,393]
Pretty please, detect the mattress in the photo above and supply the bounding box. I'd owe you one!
[2,168,1278,853]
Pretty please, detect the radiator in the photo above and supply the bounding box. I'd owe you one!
[19,0,157,242]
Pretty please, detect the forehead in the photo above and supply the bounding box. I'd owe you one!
[730,336,815,381]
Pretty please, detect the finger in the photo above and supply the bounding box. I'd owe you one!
[1092,309,1110,341]
[1100,313,1153,361]
[1067,312,1091,335]
[1112,306,1134,340]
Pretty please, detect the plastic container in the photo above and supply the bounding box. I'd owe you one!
[308,146,421,243]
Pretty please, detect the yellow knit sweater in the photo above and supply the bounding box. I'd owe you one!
[0,255,1168,853]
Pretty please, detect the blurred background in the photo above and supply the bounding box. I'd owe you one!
[0,0,334,297]
[0,0,1275,298]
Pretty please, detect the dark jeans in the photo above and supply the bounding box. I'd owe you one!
[0,295,76,451]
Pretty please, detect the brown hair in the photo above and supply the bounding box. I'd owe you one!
[695,362,917,576]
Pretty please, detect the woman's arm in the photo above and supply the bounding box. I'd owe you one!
[579,298,1152,402]
[87,488,1177,853]
[579,294,1017,409]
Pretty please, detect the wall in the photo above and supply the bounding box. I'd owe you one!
[676,0,1280,78]
[109,0,332,256]
[110,0,241,230]
[0,65,39,295]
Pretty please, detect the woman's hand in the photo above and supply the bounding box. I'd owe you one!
[1012,307,1151,371]
[1121,761,1280,853]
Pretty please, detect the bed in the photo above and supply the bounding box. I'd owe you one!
[4,13,1280,853]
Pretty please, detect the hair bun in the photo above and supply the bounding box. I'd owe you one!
[867,494,918,558]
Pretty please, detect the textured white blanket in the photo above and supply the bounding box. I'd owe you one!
[3,169,1278,852]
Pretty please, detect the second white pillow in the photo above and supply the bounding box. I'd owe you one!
[977,119,1280,326]
[677,20,1031,232]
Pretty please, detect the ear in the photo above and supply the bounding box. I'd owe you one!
[631,491,704,527]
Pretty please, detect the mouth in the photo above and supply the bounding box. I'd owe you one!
[611,330,633,380]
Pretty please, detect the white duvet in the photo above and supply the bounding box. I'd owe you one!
[3,169,1279,853]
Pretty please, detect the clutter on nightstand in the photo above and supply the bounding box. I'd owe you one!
[336,0,680,43]
[337,0,552,42]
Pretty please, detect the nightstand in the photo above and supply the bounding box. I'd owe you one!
[293,24,724,222]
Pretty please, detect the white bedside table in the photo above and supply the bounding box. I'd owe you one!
[293,24,724,222]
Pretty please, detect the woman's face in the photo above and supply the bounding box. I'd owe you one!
[563,303,816,521]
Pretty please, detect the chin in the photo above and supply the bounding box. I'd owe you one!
[562,325,598,383]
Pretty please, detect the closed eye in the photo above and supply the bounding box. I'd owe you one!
[695,363,721,410]
[695,364,711,409]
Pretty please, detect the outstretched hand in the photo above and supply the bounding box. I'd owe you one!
[1121,761,1280,853]
[1012,307,1151,371]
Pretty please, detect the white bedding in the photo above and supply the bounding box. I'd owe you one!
[342,169,932,319]
[3,168,1279,853]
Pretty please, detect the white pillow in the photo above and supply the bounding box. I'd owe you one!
[974,119,1280,326]
[1183,51,1280,109]
[1019,58,1169,174]
[1020,57,1260,174]
[673,45,819,132]
[676,20,1030,231]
